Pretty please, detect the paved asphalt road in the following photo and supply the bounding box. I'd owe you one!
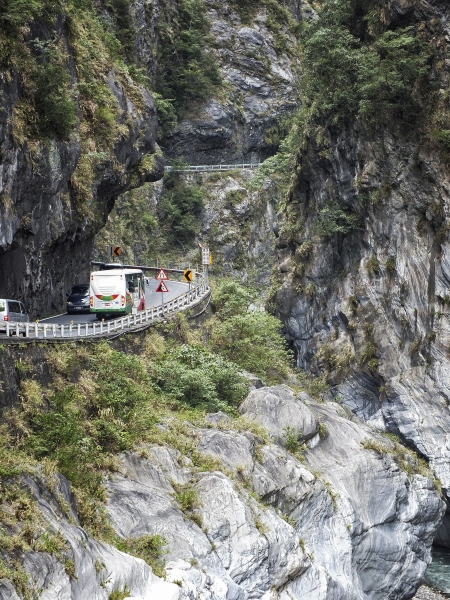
[41,279,190,325]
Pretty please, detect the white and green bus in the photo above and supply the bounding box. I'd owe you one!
[89,268,145,318]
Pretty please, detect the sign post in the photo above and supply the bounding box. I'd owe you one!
[184,269,193,297]
[201,247,210,286]
[156,280,169,314]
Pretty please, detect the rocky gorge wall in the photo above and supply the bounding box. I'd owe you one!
[131,0,302,164]
[1,0,450,599]
[272,0,450,549]
[0,2,163,318]
[0,382,444,600]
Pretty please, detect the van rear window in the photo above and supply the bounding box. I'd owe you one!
[0,301,4,312]
[71,286,89,295]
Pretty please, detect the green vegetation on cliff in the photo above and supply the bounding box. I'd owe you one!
[0,281,292,588]
[154,0,222,133]
[301,1,433,127]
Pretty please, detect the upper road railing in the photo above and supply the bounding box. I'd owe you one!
[164,163,263,173]
[1,271,210,341]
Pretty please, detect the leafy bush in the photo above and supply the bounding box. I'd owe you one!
[366,256,381,276]
[228,0,260,24]
[115,534,167,577]
[157,171,205,248]
[211,280,256,319]
[312,203,361,238]
[174,486,198,511]
[100,0,135,62]
[109,588,130,600]
[385,256,396,273]
[207,280,293,382]
[209,311,291,382]
[152,344,248,411]
[282,426,301,453]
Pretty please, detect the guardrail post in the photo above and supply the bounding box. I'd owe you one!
[61,325,64,338]
[107,321,111,334]
[44,324,47,338]
[77,324,81,337]
[85,323,88,336]
[15,324,19,337]
[25,323,29,338]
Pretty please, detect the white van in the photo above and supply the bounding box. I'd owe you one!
[0,299,29,323]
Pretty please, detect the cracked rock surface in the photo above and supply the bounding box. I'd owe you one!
[3,386,443,600]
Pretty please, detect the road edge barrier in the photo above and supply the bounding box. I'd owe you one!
[2,279,210,341]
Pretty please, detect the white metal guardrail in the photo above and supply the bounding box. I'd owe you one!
[2,280,210,340]
[164,163,263,173]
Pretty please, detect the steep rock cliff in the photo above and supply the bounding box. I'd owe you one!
[132,0,302,164]
[0,2,163,317]
[273,0,450,546]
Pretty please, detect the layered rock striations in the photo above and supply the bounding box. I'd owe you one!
[273,0,450,547]
[132,0,301,164]
[1,386,443,599]
[0,4,163,317]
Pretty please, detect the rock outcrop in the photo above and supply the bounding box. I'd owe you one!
[0,6,163,318]
[4,386,443,599]
[272,0,450,549]
[133,0,301,164]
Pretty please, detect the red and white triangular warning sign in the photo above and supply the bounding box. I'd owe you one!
[155,269,169,280]
[155,268,168,280]
[156,280,169,293]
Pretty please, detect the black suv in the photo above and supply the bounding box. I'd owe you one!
[66,284,90,314]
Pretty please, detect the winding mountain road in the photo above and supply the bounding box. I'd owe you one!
[41,279,190,325]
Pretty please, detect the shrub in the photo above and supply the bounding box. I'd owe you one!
[116,534,167,577]
[296,241,313,260]
[174,486,198,511]
[360,322,378,372]
[282,426,301,453]
[109,588,130,600]
[312,203,361,238]
[301,4,433,126]
[211,280,256,319]
[409,340,420,355]
[152,344,248,411]
[348,295,358,315]
[100,0,135,62]
[209,311,292,382]
[304,283,316,300]
[366,256,381,276]
[155,0,222,125]
[385,255,396,273]
[157,171,204,248]
[228,0,259,24]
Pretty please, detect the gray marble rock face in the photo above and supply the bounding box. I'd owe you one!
[239,384,319,444]
[4,386,443,600]
[0,8,163,317]
[133,0,301,164]
[270,0,450,547]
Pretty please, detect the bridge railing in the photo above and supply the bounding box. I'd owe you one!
[2,280,210,340]
[164,163,262,173]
